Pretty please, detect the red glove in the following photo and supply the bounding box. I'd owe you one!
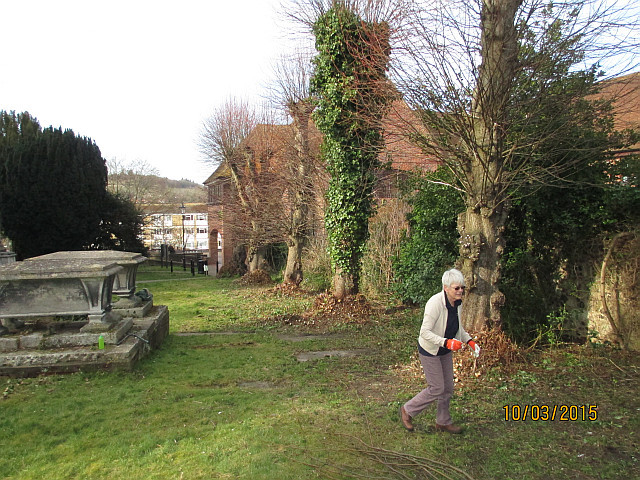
[468,340,481,357]
[445,338,463,351]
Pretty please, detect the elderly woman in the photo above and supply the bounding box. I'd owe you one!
[400,268,480,434]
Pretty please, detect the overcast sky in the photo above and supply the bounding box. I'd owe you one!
[2,0,298,183]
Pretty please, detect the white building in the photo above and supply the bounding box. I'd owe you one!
[182,212,209,252]
[143,204,209,254]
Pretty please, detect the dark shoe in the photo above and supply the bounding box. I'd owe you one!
[399,406,414,431]
[435,423,462,434]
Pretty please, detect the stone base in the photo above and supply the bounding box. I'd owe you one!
[112,298,153,318]
[80,310,124,333]
[0,305,169,377]
[0,318,133,352]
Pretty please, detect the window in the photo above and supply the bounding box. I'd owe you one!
[197,228,207,234]
[208,183,224,204]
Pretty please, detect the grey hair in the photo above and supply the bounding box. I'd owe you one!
[442,269,465,287]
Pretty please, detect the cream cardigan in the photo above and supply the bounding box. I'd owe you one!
[418,290,472,355]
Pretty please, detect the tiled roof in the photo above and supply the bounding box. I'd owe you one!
[598,72,640,130]
[203,162,231,185]
[597,72,640,152]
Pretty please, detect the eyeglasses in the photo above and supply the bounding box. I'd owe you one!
[453,286,465,291]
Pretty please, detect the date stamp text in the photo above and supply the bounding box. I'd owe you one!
[503,404,598,421]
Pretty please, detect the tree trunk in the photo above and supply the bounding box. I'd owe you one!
[459,0,521,330]
[284,237,304,285]
[283,101,314,285]
[245,216,262,273]
[458,200,508,331]
[247,243,266,273]
[332,268,357,299]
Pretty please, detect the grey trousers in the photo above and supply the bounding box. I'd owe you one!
[403,351,454,426]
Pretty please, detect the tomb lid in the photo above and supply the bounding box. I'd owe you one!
[28,250,146,265]
[0,259,123,280]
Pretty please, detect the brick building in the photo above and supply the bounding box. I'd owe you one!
[203,101,438,270]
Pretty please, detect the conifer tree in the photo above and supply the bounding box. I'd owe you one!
[0,115,109,259]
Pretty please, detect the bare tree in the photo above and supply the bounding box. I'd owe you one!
[270,51,321,285]
[200,99,288,273]
[107,157,161,208]
[390,0,640,330]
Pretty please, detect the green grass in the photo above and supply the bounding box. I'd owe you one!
[0,266,638,479]
[136,265,313,333]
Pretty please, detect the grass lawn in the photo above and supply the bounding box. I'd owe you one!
[1,265,638,479]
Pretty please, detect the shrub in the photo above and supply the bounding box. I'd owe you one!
[392,170,464,304]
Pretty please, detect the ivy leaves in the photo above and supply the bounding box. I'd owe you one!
[310,4,390,288]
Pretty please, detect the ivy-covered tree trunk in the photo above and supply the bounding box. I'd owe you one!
[311,3,391,299]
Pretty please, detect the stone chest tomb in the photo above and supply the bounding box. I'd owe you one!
[0,250,169,376]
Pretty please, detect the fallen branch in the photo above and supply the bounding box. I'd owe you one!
[608,358,627,375]
[279,434,476,480]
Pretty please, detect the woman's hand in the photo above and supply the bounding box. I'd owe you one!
[468,340,481,357]
[445,338,463,350]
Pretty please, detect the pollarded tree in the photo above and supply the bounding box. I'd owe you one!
[392,0,640,330]
[200,99,288,273]
[310,0,392,298]
[270,51,324,285]
[0,124,108,259]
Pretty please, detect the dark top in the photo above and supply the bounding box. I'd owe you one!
[418,294,461,357]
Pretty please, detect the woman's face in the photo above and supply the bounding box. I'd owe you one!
[444,283,465,304]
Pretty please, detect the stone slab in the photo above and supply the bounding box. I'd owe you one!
[31,250,145,264]
[276,333,344,342]
[0,257,122,280]
[0,337,19,353]
[0,305,169,377]
[50,318,134,347]
[0,252,16,265]
[174,331,254,336]
[18,333,45,350]
[29,251,146,296]
[295,349,369,362]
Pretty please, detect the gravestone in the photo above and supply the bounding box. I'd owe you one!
[0,250,169,376]
[0,255,121,328]
[27,251,151,317]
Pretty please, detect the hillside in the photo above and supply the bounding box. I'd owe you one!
[107,172,206,206]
